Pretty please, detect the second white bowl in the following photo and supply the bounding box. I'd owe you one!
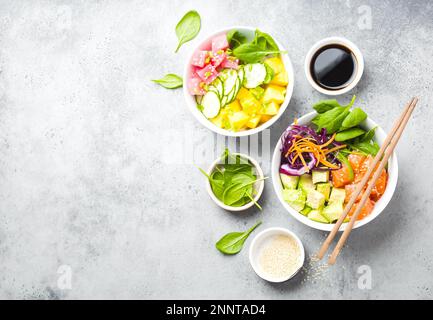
[183,26,295,137]
[271,112,398,231]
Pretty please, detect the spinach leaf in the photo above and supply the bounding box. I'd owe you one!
[233,43,283,64]
[223,183,249,205]
[227,30,247,49]
[349,141,380,155]
[312,105,350,134]
[359,126,377,142]
[175,10,201,53]
[313,99,341,113]
[335,128,366,142]
[215,221,262,255]
[152,74,183,89]
[253,29,279,51]
[341,107,367,129]
[313,95,356,114]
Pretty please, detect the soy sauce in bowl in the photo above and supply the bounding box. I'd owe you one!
[310,44,357,91]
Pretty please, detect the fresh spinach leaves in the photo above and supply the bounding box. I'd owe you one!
[152,74,183,89]
[199,149,266,209]
[226,30,247,49]
[175,10,201,53]
[341,107,367,129]
[335,127,366,141]
[215,221,262,255]
[230,29,285,63]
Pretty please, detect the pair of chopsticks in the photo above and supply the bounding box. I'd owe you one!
[317,97,419,265]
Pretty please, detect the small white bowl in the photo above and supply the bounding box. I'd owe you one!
[271,112,398,231]
[183,26,295,137]
[304,36,364,96]
[205,153,264,212]
[249,227,305,282]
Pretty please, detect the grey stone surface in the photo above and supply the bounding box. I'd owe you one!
[0,0,432,299]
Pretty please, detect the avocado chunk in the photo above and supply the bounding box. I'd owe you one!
[329,187,346,204]
[312,170,329,184]
[298,174,315,193]
[280,173,299,189]
[316,182,331,201]
[308,209,329,223]
[300,206,312,216]
[322,202,344,223]
[282,189,306,212]
[306,189,326,209]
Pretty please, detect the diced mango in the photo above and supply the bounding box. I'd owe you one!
[261,101,280,115]
[211,113,225,128]
[262,85,286,104]
[227,100,242,112]
[246,115,261,129]
[270,70,289,86]
[264,57,285,74]
[236,87,251,100]
[239,96,261,115]
[229,111,250,131]
[260,114,273,124]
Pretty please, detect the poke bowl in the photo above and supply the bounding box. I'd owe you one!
[183,26,294,137]
[271,106,398,231]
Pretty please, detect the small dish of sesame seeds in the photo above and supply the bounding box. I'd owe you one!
[249,227,305,282]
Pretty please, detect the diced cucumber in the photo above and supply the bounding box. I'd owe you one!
[243,63,267,89]
[201,91,221,119]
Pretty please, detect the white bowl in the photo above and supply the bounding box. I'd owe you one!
[205,153,264,212]
[183,26,295,137]
[271,112,398,231]
[304,37,364,96]
[249,227,305,282]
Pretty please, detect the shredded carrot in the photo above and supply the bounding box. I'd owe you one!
[286,133,346,170]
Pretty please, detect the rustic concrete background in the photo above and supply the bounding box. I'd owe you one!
[0,0,432,299]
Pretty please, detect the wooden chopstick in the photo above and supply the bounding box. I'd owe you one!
[317,97,418,262]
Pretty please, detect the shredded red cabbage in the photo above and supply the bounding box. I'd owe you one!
[280,124,342,176]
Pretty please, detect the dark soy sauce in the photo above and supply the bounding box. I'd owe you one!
[310,44,356,90]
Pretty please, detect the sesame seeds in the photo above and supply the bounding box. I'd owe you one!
[258,235,302,279]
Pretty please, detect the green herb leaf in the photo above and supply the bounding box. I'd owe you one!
[152,74,183,89]
[335,127,366,142]
[253,29,279,51]
[227,30,248,49]
[313,99,341,113]
[341,107,368,129]
[174,10,201,53]
[349,141,380,155]
[215,221,262,255]
[312,105,350,134]
[359,126,377,142]
[233,43,284,64]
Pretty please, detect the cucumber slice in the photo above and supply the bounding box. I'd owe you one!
[213,78,224,98]
[227,76,241,103]
[238,67,245,85]
[201,91,221,119]
[207,85,220,99]
[195,95,203,105]
[221,95,228,107]
[223,70,238,97]
[243,63,267,89]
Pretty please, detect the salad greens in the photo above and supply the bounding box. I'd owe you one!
[199,149,266,209]
[152,74,183,89]
[175,10,201,53]
[312,96,379,155]
[215,221,262,255]
[230,29,285,63]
